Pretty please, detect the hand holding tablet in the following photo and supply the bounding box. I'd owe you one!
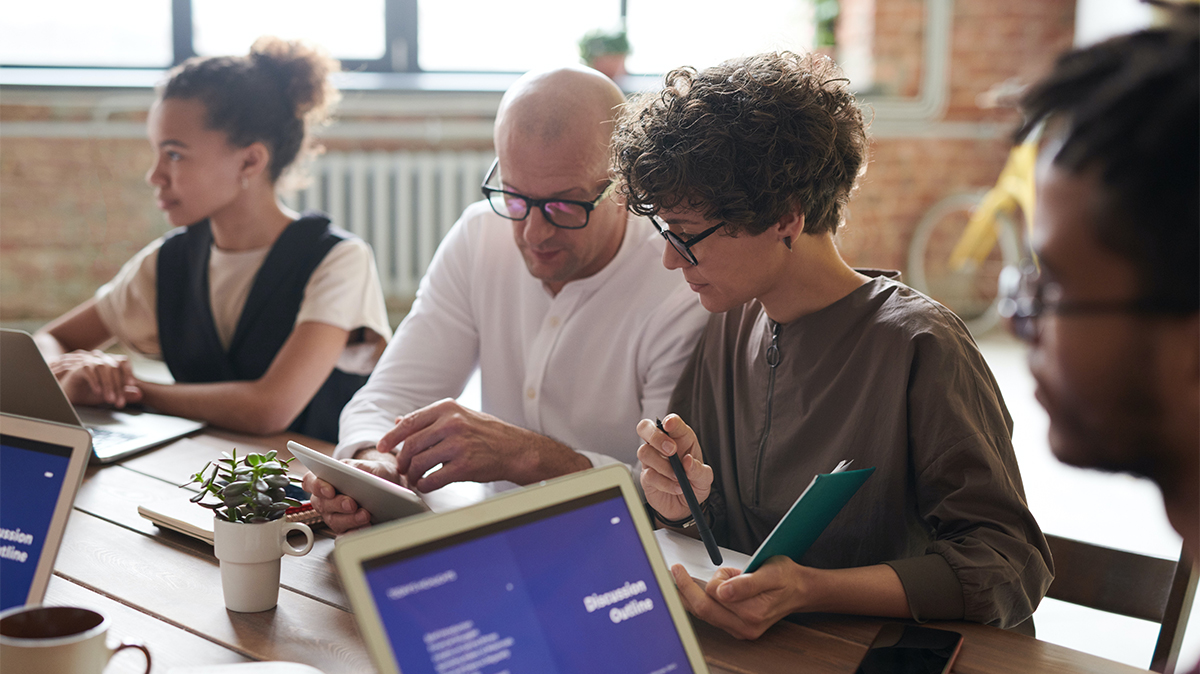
[287,441,430,525]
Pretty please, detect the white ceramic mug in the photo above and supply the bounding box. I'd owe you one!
[0,604,151,674]
[213,517,314,613]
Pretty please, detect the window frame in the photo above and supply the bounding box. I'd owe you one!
[171,0,413,72]
[4,0,639,74]
[2,0,850,82]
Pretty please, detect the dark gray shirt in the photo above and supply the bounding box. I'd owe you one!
[671,271,1052,628]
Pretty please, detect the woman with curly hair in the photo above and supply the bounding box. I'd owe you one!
[613,51,1051,639]
[34,37,391,443]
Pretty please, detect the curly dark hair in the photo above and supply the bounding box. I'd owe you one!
[1016,8,1198,312]
[160,36,340,182]
[612,51,867,236]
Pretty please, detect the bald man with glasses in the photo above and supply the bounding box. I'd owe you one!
[305,66,708,532]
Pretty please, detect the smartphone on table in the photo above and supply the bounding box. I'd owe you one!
[854,623,964,674]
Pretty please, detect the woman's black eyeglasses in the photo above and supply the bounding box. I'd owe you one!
[480,158,615,230]
[648,214,724,266]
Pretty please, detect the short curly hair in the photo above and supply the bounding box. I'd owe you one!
[612,51,867,236]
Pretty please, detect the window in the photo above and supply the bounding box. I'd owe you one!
[193,0,386,61]
[0,1,172,67]
[419,1,620,73]
[626,0,816,74]
[0,0,828,76]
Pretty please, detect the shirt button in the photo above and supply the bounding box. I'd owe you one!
[548,316,561,328]
[526,388,536,400]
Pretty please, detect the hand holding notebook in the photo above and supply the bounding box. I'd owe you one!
[744,459,874,572]
[656,460,875,577]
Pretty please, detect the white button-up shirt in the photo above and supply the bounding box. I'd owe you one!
[336,202,709,478]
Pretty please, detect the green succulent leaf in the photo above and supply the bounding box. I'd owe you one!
[181,448,304,522]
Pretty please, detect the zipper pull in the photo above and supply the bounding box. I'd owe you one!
[765,321,780,368]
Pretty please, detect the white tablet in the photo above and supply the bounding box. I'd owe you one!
[287,441,429,524]
[1,413,92,610]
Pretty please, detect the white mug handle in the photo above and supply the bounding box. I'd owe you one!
[280,521,314,556]
[109,642,152,674]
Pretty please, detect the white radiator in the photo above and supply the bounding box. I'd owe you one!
[283,150,496,298]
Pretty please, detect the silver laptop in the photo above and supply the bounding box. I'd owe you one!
[0,413,92,610]
[334,464,712,674]
[0,329,204,463]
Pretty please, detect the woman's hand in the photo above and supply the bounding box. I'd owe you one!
[635,414,713,522]
[669,557,809,640]
[49,350,142,408]
[670,560,913,640]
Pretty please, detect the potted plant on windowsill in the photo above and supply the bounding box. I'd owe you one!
[579,27,630,80]
[184,449,315,613]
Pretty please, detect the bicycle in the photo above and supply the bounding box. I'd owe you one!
[906,126,1041,335]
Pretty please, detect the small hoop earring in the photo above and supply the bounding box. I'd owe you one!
[783,236,793,250]
[241,177,250,190]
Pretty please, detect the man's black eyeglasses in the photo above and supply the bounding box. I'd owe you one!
[649,214,724,266]
[480,158,615,230]
[997,263,1194,342]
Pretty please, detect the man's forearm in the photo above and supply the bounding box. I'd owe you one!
[511,431,593,484]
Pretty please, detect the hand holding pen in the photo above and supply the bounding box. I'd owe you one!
[636,415,722,565]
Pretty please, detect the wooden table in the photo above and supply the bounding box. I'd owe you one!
[48,429,1148,674]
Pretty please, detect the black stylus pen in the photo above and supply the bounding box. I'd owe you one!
[656,418,722,565]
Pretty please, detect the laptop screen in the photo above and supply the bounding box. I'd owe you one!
[361,486,696,674]
[0,434,74,610]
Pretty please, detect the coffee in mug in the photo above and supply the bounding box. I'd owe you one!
[0,605,151,674]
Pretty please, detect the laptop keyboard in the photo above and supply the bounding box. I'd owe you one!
[88,426,139,453]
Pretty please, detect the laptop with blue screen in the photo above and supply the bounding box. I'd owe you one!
[0,413,92,611]
[334,464,711,674]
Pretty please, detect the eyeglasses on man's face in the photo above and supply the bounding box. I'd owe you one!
[648,214,725,266]
[480,158,615,230]
[997,263,1191,342]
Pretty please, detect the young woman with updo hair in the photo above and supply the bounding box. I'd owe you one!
[34,37,391,443]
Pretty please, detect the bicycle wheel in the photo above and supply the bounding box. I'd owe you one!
[906,191,1021,336]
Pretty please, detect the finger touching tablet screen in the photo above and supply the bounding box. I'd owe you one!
[287,441,430,524]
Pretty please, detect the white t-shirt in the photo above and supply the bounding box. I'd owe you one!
[94,230,392,375]
[336,201,710,475]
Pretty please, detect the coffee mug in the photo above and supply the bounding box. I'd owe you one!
[0,604,151,674]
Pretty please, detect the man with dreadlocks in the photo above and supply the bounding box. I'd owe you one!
[1006,9,1199,659]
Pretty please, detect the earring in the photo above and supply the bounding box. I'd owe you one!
[241,177,250,190]
[783,236,793,250]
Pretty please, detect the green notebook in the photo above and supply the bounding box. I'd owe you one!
[743,461,876,573]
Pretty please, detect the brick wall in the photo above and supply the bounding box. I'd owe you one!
[871,0,924,97]
[1,136,165,319]
[838,136,1013,270]
[946,0,1076,121]
[838,0,1074,273]
[0,0,1075,322]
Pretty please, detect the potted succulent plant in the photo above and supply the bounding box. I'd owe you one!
[184,449,315,612]
[579,27,630,80]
